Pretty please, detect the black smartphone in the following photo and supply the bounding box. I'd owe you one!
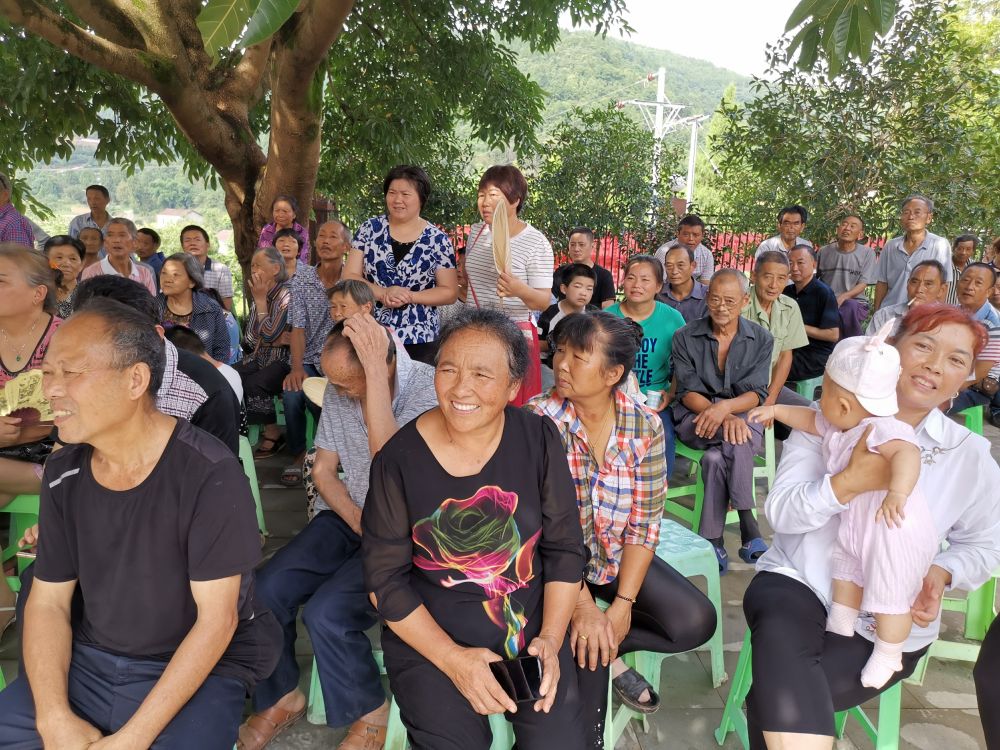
[489,654,543,704]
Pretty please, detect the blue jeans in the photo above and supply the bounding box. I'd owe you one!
[657,408,676,478]
[949,388,1000,421]
[282,363,322,455]
[0,642,246,749]
[252,511,385,727]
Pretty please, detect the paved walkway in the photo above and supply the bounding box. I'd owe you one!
[2,418,996,748]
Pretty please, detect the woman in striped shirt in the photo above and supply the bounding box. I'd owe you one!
[528,312,715,747]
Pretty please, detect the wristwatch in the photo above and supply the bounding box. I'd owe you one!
[974,376,999,397]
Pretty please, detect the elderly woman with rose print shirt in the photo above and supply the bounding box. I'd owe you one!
[362,308,586,750]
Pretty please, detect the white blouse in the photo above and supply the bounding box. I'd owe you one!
[757,407,1000,651]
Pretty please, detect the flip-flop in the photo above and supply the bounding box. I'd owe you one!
[738,537,769,563]
[279,464,303,487]
[237,704,305,750]
[253,435,285,460]
[714,545,729,576]
[612,668,661,714]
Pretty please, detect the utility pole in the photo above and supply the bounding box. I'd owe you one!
[619,67,684,207]
[686,117,699,207]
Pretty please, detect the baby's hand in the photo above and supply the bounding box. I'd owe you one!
[875,491,907,528]
[747,405,775,428]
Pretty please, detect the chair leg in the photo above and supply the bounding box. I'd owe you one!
[384,698,407,750]
[715,630,752,748]
[306,657,326,725]
[874,680,902,750]
[705,571,726,688]
[964,577,997,641]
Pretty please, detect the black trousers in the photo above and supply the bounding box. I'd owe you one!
[744,571,927,748]
[577,556,717,748]
[975,614,1000,749]
[234,359,290,425]
[387,638,584,750]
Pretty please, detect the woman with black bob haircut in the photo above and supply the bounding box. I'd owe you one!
[528,311,716,746]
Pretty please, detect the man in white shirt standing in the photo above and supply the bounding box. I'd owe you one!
[79,218,157,296]
[68,184,112,239]
[180,224,234,311]
[655,214,715,284]
[753,205,812,261]
[873,194,952,311]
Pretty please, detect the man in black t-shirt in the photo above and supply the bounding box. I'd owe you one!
[784,244,841,382]
[0,300,279,748]
[551,227,617,308]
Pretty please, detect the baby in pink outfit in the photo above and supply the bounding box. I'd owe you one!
[750,322,938,688]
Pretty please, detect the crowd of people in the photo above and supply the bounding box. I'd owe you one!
[0,164,999,750]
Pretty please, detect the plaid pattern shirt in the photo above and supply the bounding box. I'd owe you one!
[156,341,207,420]
[202,257,235,299]
[0,203,35,247]
[528,387,666,585]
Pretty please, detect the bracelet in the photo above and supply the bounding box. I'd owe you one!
[615,593,636,604]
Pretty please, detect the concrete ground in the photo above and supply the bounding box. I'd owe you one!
[2,417,996,749]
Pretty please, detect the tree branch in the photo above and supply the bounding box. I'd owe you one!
[62,0,145,49]
[0,0,161,90]
[291,0,355,77]
[223,39,274,102]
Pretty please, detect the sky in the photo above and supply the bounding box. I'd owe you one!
[565,0,803,77]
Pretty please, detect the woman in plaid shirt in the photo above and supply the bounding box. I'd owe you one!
[528,311,716,747]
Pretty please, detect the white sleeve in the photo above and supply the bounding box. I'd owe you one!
[764,429,848,534]
[935,448,1000,592]
[524,232,554,289]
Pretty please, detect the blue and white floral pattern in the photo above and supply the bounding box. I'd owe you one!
[353,215,456,345]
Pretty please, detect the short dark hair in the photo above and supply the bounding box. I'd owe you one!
[788,243,818,262]
[271,194,299,216]
[961,262,998,286]
[74,275,160,326]
[137,227,161,247]
[623,254,664,286]
[85,184,110,199]
[911,259,946,281]
[754,250,790,272]
[273,227,304,250]
[383,165,432,210]
[327,279,376,307]
[436,307,529,383]
[550,312,643,388]
[954,233,978,249]
[778,205,809,224]
[902,194,934,213]
[568,227,595,242]
[163,324,206,356]
[840,212,866,231]
[561,263,597,286]
[43,235,86,261]
[322,319,397,368]
[678,214,705,230]
[180,224,209,244]
[665,244,695,264]
[478,165,529,215]
[73,297,165,395]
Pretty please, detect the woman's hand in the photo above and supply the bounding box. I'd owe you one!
[747,405,775,429]
[836,425,892,500]
[569,597,617,669]
[604,599,632,647]
[496,272,527,300]
[911,565,951,628]
[525,635,561,713]
[0,416,23,448]
[247,270,270,300]
[441,646,517,715]
[383,286,412,308]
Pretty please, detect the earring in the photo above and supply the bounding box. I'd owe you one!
[952,392,960,399]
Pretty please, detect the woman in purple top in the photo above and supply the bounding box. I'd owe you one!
[258,194,310,263]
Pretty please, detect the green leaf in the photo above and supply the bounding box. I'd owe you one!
[796,25,822,69]
[846,5,862,57]
[857,5,877,59]
[785,0,837,32]
[197,0,256,56]
[787,21,817,57]
[241,0,299,47]
[830,6,853,61]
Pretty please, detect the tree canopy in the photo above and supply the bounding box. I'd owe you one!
[710,0,999,243]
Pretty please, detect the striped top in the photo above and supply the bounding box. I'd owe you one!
[464,222,553,323]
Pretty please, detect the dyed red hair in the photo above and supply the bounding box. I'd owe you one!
[894,303,988,359]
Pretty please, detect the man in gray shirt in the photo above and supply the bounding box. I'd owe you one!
[239,315,436,749]
[657,244,709,323]
[868,260,947,336]
[816,213,877,337]
[874,194,952,310]
[753,205,813,260]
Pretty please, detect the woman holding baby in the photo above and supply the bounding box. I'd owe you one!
[743,303,1000,750]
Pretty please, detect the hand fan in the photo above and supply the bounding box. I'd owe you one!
[491,195,512,276]
[302,377,328,408]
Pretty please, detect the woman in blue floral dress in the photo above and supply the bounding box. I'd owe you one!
[344,165,458,364]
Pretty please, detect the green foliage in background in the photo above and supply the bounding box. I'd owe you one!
[711,0,1000,245]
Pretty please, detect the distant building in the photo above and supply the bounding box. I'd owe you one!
[215,229,234,255]
[155,208,205,228]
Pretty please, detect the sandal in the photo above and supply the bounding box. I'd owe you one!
[612,668,661,714]
[0,605,16,642]
[713,545,729,576]
[237,704,305,750]
[253,435,285,460]
[337,718,387,750]
[279,464,303,487]
[738,537,769,564]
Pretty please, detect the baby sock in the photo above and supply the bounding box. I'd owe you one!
[860,637,904,689]
[826,602,859,637]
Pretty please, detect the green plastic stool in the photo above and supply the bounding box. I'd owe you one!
[792,376,824,401]
[715,630,903,749]
[957,404,983,435]
[2,494,40,592]
[237,436,268,536]
[665,427,774,533]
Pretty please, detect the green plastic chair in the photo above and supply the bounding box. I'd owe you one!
[957,404,983,435]
[237,437,268,536]
[665,427,774,533]
[715,629,904,750]
[2,494,40,592]
[248,398,316,451]
[792,375,824,401]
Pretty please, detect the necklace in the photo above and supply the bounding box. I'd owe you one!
[584,401,615,465]
[0,312,44,364]
[919,432,971,465]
